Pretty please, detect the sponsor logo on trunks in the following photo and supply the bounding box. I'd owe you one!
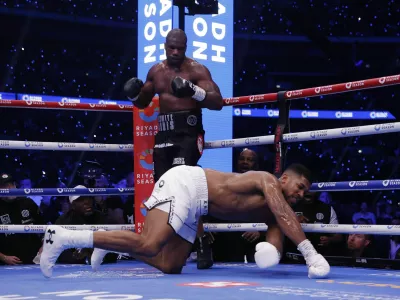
[245,137,259,145]
[197,135,204,155]
[286,90,303,98]
[349,181,368,187]
[58,142,76,149]
[179,281,259,288]
[158,180,165,188]
[379,75,400,84]
[283,133,298,142]
[249,95,264,102]
[136,173,154,185]
[314,85,333,94]
[310,130,328,139]
[24,142,44,148]
[345,80,365,89]
[221,140,235,147]
[374,123,395,132]
[382,179,400,187]
[187,115,197,126]
[154,143,173,148]
[172,157,185,165]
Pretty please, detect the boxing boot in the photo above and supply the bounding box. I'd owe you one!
[197,234,214,269]
[40,225,93,278]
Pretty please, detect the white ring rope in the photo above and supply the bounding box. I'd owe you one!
[0,122,397,152]
[0,141,133,152]
[1,223,399,235]
[205,122,399,149]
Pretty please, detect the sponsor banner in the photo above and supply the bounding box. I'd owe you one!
[16,93,128,105]
[133,99,159,234]
[311,180,400,191]
[0,187,134,197]
[0,224,135,233]
[233,109,395,120]
[0,92,16,100]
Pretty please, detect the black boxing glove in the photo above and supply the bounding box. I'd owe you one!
[171,76,206,102]
[123,77,144,102]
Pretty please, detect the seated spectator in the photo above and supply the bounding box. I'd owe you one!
[54,186,117,265]
[0,173,43,265]
[353,202,377,224]
[345,234,376,258]
[289,191,343,256]
[388,217,400,260]
[376,201,394,225]
[18,174,42,207]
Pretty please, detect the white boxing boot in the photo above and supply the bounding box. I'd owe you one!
[40,225,93,278]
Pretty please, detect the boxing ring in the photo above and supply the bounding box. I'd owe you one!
[0,74,400,299]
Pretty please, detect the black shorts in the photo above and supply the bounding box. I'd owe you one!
[153,109,204,182]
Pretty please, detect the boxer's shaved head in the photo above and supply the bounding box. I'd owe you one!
[165,29,187,66]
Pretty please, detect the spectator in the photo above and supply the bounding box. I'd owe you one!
[54,185,117,265]
[388,217,400,260]
[345,234,376,258]
[0,173,44,265]
[290,191,343,256]
[376,202,394,225]
[352,202,377,224]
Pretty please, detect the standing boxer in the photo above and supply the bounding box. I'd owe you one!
[124,28,223,269]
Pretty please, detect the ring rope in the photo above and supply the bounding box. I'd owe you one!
[1,223,399,235]
[311,179,400,192]
[205,122,400,149]
[0,187,134,197]
[0,122,397,152]
[0,74,398,111]
[0,140,133,152]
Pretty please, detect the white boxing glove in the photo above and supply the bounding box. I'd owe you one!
[305,253,330,279]
[254,242,281,269]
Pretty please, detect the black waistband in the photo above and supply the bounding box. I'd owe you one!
[157,109,203,132]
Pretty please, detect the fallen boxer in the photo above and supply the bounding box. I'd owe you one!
[40,163,330,279]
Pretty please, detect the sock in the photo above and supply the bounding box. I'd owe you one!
[67,230,93,248]
[297,239,318,259]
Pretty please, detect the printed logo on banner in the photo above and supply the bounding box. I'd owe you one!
[139,149,154,170]
[221,140,235,147]
[24,189,31,194]
[24,225,30,232]
[301,111,308,118]
[139,102,159,123]
[140,198,148,216]
[284,133,298,142]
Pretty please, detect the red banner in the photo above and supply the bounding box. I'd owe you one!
[133,99,159,233]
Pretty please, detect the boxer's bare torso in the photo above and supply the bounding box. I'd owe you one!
[148,58,206,113]
[204,169,275,223]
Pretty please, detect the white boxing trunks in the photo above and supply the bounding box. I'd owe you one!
[144,165,208,243]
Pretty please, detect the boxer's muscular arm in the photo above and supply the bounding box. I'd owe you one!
[265,223,284,256]
[195,65,223,111]
[134,65,157,109]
